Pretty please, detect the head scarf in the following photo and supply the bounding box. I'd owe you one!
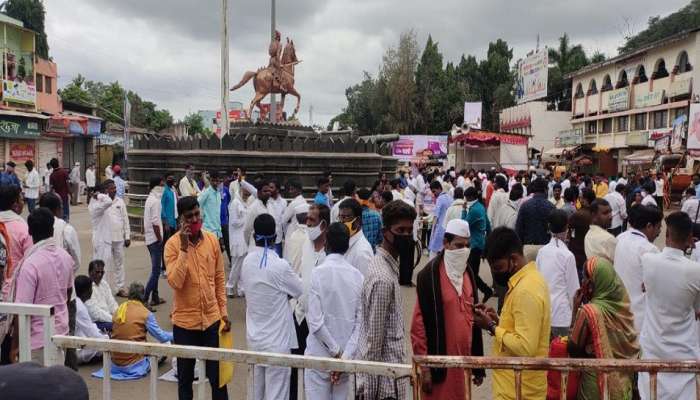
[571,257,639,400]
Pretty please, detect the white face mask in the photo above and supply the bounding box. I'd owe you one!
[443,247,469,295]
[307,222,324,241]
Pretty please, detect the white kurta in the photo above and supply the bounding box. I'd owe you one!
[24,169,41,199]
[613,229,659,333]
[639,247,700,399]
[244,199,275,252]
[227,196,249,296]
[304,253,364,400]
[486,188,507,223]
[85,280,118,323]
[284,226,308,275]
[268,196,287,245]
[241,247,303,400]
[536,237,579,328]
[584,225,617,263]
[178,176,200,197]
[75,298,108,363]
[344,232,373,277]
[330,196,351,223]
[294,239,326,323]
[604,191,627,230]
[88,193,114,246]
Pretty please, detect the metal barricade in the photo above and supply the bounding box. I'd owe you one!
[412,355,700,400]
[0,302,57,366]
[52,335,414,400]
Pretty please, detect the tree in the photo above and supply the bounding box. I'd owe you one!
[415,35,445,134]
[4,0,49,58]
[184,113,211,136]
[58,75,92,105]
[479,39,515,130]
[381,30,419,134]
[619,0,700,53]
[546,34,590,111]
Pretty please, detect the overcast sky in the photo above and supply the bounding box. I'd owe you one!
[45,0,690,127]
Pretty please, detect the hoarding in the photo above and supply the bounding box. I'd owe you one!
[607,88,630,112]
[392,135,448,162]
[558,129,583,146]
[463,102,482,129]
[672,114,688,152]
[687,103,700,150]
[634,90,664,108]
[516,50,548,104]
[3,80,36,105]
[9,143,34,162]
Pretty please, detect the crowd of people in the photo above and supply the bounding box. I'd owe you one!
[1,158,700,400]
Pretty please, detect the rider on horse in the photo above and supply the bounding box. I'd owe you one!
[268,30,286,92]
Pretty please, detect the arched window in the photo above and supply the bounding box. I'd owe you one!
[653,58,669,79]
[574,83,584,99]
[677,51,692,73]
[601,75,613,92]
[616,70,629,89]
[636,65,648,83]
[587,79,598,95]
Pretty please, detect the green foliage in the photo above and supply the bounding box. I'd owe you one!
[415,35,445,134]
[620,0,700,54]
[546,34,604,111]
[59,75,173,132]
[4,0,49,59]
[184,112,212,136]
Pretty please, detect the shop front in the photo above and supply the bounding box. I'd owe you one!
[0,113,49,179]
[451,129,529,172]
[46,113,101,176]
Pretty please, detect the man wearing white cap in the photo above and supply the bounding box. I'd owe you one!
[411,219,485,399]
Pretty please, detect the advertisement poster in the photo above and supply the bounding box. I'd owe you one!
[607,88,630,112]
[671,114,687,152]
[463,102,482,128]
[516,50,548,103]
[687,103,700,150]
[3,80,36,105]
[10,143,34,162]
[392,135,448,162]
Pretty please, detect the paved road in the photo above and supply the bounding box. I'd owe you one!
[66,203,667,399]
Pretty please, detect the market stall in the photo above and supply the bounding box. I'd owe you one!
[450,129,529,171]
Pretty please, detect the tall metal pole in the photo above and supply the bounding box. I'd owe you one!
[220,0,230,138]
[270,0,277,123]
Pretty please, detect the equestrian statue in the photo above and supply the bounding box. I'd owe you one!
[230,30,301,120]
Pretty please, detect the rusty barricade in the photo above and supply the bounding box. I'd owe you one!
[413,355,700,400]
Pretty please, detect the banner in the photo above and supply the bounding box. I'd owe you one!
[392,135,448,162]
[672,114,688,152]
[634,90,664,108]
[687,103,700,150]
[3,80,36,105]
[463,102,482,128]
[516,50,548,103]
[607,88,630,112]
[9,143,34,162]
[0,117,40,139]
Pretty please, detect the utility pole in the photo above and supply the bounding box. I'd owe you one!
[309,104,313,126]
[220,0,230,138]
[269,0,277,123]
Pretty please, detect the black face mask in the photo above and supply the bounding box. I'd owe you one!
[388,231,414,258]
[493,259,513,287]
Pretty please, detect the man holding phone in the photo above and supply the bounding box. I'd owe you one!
[165,196,230,400]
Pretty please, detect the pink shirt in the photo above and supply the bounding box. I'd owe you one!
[1,217,33,298]
[14,240,74,349]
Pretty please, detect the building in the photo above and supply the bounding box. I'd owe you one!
[567,29,698,175]
[499,101,572,160]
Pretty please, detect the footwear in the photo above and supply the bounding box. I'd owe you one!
[146,304,157,312]
[150,297,166,306]
[116,289,128,298]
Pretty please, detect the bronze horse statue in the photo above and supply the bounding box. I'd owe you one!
[230,39,301,120]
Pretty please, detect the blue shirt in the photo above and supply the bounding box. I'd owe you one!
[0,172,20,188]
[219,185,230,226]
[314,191,330,207]
[428,192,453,253]
[114,176,126,199]
[515,193,555,245]
[462,200,490,250]
[161,185,177,229]
[198,186,222,238]
[361,207,383,252]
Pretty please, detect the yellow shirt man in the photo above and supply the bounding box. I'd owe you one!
[593,181,609,198]
[493,261,551,400]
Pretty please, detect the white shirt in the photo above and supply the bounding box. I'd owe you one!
[284,226,308,275]
[604,191,627,229]
[654,179,664,196]
[75,298,108,363]
[693,241,700,263]
[43,167,53,188]
[584,225,617,263]
[241,247,303,351]
[88,194,114,245]
[244,199,275,252]
[682,198,700,223]
[143,190,163,245]
[608,180,617,194]
[536,237,579,328]
[268,196,287,244]
[108,197,130,242]
[403,187,416,206]
[344,231,373,277]
[391,190,403,201]
[487,189,507,223]
[561,179,571,192]
[456,176,466,189]
[294,238,326,322]
[641,194,657,207]
[614,228,659,333]
[281,195,307,239]
[639,247,700,399]
[330,196,351,223]
[53,218,80,274]
[69,166,80,183]
[178,176,200,197]
[492,199,519,229]
[24,169,40,199]
[85,168,96,188]
[104,165,113,180]
[227,196,248,257]
[443,200,465,228]
[306,253,364,360]
[85,280,118,323]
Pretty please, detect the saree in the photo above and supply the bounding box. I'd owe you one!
[570,257,640,400]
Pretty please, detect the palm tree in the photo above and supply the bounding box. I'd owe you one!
[548,34,589,75]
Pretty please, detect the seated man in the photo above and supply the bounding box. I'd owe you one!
[74,275,108,364]
[93,282,172,381]
[84,260,119,331]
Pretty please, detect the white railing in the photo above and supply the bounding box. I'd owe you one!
[0,302,57,366]
[52,335,414,400]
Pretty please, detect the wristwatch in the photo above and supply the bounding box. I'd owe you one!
[487,321,497,336]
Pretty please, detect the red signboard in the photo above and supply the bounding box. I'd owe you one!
[10,143,35,162]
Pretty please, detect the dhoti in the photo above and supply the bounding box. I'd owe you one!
[94,241,126,293]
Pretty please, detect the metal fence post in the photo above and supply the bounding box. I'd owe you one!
[149,356,158,400]
[18,314,30,362]
[43,314,56,366]
[196,358,206,400]
[103,352,112,400]
[247,363,255,400]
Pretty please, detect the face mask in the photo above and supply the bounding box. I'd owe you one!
[389,232,414,255]
[444,247,469,274]
[152,186,164,195]
[493,260,513,287]
[189,220,203,236]
[344,218,359,236]
[307,222,324,241]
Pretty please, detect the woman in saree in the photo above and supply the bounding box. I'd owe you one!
[567,256,640,400]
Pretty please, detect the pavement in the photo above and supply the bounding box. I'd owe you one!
[66,203,667,399]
